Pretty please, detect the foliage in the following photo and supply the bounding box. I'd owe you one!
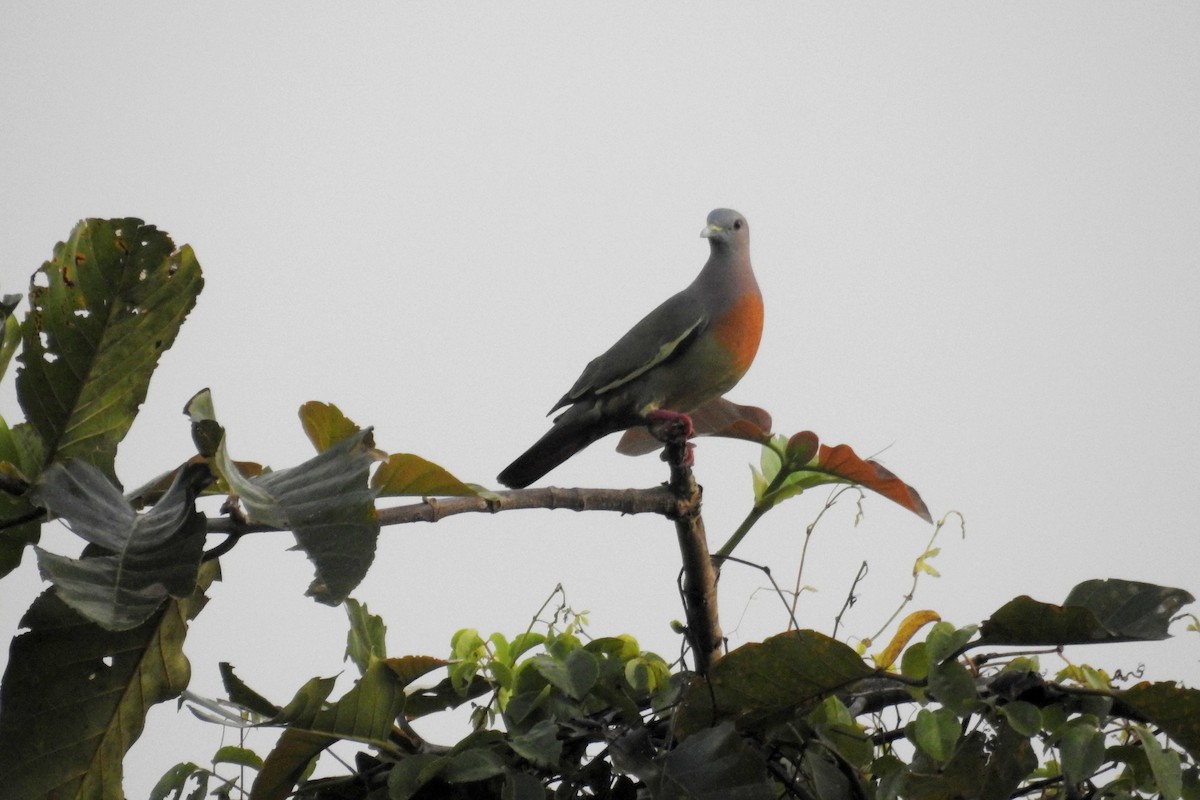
[0,220,1197,799]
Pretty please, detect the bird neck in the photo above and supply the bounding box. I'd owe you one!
[697,246,754,292]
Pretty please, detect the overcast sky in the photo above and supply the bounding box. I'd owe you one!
[2,4,1198,796]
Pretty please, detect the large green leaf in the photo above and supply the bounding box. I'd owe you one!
[1063,579,1194,640]
[675,630,875,736]
[31,460,212,630]
[186,389,380,604]
[16,218,203,480]
[979,579,1193,646]
[0,560,217,797]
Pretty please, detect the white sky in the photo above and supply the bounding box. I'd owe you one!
[2,4,1198,796]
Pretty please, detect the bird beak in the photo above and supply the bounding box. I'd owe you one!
[701,223,723,239]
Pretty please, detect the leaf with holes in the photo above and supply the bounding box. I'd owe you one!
[16,219,203,481]
[0,561,217,797]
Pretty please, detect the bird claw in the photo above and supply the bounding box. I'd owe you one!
[646,409,695,440]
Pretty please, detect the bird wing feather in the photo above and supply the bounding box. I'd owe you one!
[551,289,706,412]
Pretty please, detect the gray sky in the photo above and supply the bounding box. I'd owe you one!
[2,4,1199,796]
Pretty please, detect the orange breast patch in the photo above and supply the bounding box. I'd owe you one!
[711,290,764,374]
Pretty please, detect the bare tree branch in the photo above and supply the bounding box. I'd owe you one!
[657,420,724,676]
[202,485,679,534]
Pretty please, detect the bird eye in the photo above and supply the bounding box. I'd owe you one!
[734,219,743,230]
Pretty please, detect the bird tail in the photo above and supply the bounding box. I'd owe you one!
[497,413,626,489]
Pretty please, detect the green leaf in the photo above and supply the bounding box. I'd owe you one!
[759,436,784,483]
[928,658,978,716]
[384,655,448,688]
[248,437,380,605]
[653,722,775,800]
[803,747,856,800]
[303,659,407,740]
[905,731,987,800]
[900,641,930,681]
[1120,682,1200,760]
[1064,579,1194,640]
[507,719,562,769]
[529,649,599,700]
[980,579,1193,646]
[980,722,1037,800]
[30,460,211,630]
[16,218,203,481]
[0,293,21,384]
[1135,725,1183,800]
[218,662,281,717]
[675,629,874,736]
[249,729,330,800]
[997,701,1042,736]
[0,561,217,797]
[809,697,873,768]
[0,420,43,577]
[371,452,479,497]
[906,707,959,762]
[502,768,547,800]
[387,753,446,800]
[299,401,371,453]
[344,598,388,673]
[402,674,493,719]
[185,391,380,605]
[442,747,507,783]
[925,621,976,663]
[149,762,204,800]
[270,675,339,728]
[213,745,263,770]
[1058,718,1106,785]
[254,658,410,799]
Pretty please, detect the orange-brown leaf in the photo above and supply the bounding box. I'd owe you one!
[816,443,932,522]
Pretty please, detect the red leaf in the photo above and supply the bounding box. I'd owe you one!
[815,442,931,522]
[617,397,773,456]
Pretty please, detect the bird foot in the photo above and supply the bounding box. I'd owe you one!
[646,409,696,466]
[646,409,695,440]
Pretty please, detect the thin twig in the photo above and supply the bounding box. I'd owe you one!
[788,485,861,626]
[713,554,802,633]
[832,561,869,640]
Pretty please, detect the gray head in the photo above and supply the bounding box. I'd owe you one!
[700,208,749,250]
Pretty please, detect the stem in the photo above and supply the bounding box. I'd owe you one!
[713,505,767,560]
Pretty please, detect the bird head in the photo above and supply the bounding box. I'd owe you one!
[701,208,748,248]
